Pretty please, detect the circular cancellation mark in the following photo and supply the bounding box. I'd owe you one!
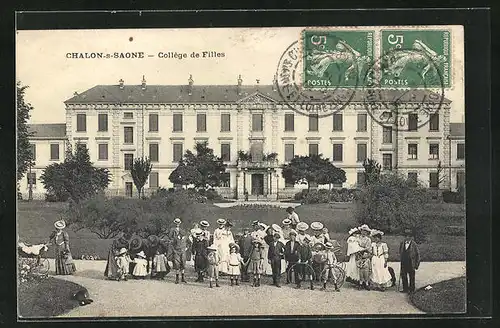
[275,41,361,118]
[361,48,446,132]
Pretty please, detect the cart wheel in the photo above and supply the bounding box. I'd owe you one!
[320,264,346,289]
[286,262,316,285]
[32,257,50,276]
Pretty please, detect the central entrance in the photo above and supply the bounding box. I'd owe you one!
[251,174,264,195]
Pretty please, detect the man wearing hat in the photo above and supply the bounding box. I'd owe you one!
[238,227,253,282]
[281,219,292,240]
[168,218,188,284]
[399,229,420,293]
[286,207,300,230]
[296,234,314,290]
[199,220,211,243]
[284,229,300,284]
[268,232,286,287]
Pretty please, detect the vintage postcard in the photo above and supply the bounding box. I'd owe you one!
[16,25,465,318]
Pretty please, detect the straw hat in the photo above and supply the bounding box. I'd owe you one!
[192,228,203,236]
[271,224,282,233]
[136,251,146,258]
[296,222,309,231]
[282,218,292,226]
[217,218,227,225]
[359,224,371,232]
[252,220,260,226]
[199,220,210,228]
[54,220,66,230]
[117,248,127,256]
[370,229,384,237]
[289,229,297,236]
[258,222,268,231]
[325,242,334,249]
[313,242,326,251]
[207,245,217,251]
[173,218,181,225]
[310,221,324,231]
[229,243,240,252]
[348,227,359,235]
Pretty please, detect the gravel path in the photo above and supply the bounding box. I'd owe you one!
[51,260,465,317]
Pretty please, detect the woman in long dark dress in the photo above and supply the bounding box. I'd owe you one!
[49,220,76,275]
[104,232,130,280]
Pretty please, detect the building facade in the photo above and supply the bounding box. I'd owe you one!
[21,77,466,200]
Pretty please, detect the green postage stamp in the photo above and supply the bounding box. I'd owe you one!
[380,30,451,88]
[302,30,374,88]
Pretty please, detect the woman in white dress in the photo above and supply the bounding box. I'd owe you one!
[345,227,362,286]
[213,218,234,274]
[370,230,392,291]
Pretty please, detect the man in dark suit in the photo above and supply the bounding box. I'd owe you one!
[238,227,253,282]
[399,229,421,293]
[284,230,300,284]
[268,232,285,287]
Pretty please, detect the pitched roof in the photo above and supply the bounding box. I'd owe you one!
[28,123,66,139]
[449,123,465,137]
[64,84,452,104]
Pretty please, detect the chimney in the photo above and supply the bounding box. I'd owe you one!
[237,75,243,95]
[141,75,146,90]
[119,79,124,90]
[188,74,194,96]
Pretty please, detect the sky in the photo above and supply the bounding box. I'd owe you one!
[16,26,464,124]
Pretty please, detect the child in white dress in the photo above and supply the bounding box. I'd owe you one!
[132,251,148,279]
[115,248,131,281]
[228,243,244,286]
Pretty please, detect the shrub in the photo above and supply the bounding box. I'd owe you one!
[294,188,357,204]
[443,225,466,236]
[442,190,465,204]
[45,191,69,202]
[18,258,49,284]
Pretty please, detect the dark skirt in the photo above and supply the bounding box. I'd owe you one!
[55,247,76,275]
[194,254,207,272]
[104,248,119,279]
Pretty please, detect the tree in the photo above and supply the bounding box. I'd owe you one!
[131,157,152,198]
[171,141,227,190]
[169,160,202,188]
[282,154,346,190]
[354,171,431,242]
[436,160,447,189]
[17,82,34,181]
[40,143,111,202]
[363,158,381,185]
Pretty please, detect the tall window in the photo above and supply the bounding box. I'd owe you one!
[197,113,207,132]
[333,113,343,131]
[357,143,367,162]
[382,154,392,170]
[123,112,134,119]
[429,144,439,159]
[309,144,319,156]
[382,126,393,144]
[357,172,365,187]
[408,144,418,159]
[124,154,134,170]
[357,113,367,132]
[221,143,231,162]
[429,113,439,131]
[149,113,158,132]
[252,114,263,132]
[408,114,418,131]
[30,144,36,163]
[27,172,36,187]
[221,114,231,132]
[309,114,319,132]
[76,114,86,132]
[456,171,465,190]
[173,114,183,132]
[429,172,439,188]
[457,143,465,159]
[173,143,183,162]
[284,113,294,132]
[124,127,134,144]
[149,143,159,162]
[408,172,418,187]
[332,144,343,162]
[284,144,294,162]
[221,173,231,188]
[98,143,108,160]
[50,144,59,160]
[98,113,108,132]
[149,172,159,189]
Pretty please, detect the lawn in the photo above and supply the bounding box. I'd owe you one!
[18,277,84,318]
[17,201,465,262]
[410,276,466,313]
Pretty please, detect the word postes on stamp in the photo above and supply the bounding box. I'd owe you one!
[302,30,374,89]
[380,30,451,88]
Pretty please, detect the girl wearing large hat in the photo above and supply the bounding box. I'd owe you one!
[281,219,292,240]
[295,222,309,245]
[132,251,148,279]
[213,218,235,275]
[310,222,326,246]
[49,220,76,275]
[356,225,373,290]
[369,230,393,291]
[115,248,131,281]
[345,227,362,286]
[206,245,221,288]
[228,243,244,286]
[247,238,266,287]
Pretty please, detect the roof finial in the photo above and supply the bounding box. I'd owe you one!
[141,75,146,90]
[188,74,194,96]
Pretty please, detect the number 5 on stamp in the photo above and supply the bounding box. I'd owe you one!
[380,30,451,88]
[302,30,374,89]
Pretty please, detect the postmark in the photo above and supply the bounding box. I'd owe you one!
[302,30,374,89]
[275,41,357,118]
[362,47,446,132]
[380,29,451,88]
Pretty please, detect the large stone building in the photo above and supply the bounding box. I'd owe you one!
[20,77,465,200]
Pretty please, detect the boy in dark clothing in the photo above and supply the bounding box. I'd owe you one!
[296,235,314,290]
[238,228,253,282]
[191,229,208,282]
[284,230,300,284]
[268,233,285,287]
[399,229,421,293]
